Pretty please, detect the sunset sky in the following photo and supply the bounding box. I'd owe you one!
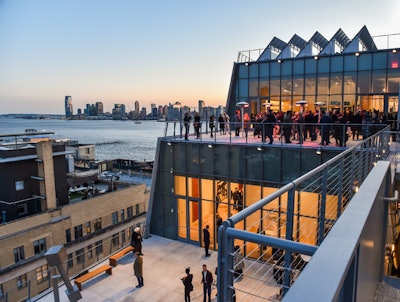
[0,0,399,114]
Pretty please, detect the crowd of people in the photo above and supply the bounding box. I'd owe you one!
[183,108,395,147]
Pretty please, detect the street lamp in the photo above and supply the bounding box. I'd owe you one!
[295,100,308,114]
[236,101,249,137]
[173,101,183,138]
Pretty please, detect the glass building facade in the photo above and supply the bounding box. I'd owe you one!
[225,26,400,120]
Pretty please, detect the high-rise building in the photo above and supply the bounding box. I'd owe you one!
[134,101,140,115]
[95,102,104,115]
[64,96,73,118]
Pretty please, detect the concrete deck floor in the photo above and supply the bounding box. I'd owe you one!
[37,235,222,302]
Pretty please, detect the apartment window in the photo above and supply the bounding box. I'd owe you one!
[86,221,91,234]
[66,229,71,242]
[67,254,73,268]
[36,265,49,283]
[14,246,25,263]
[120,209,125,221]
[95,240,103,255]
[76,248,84,264]
[0,284,3,298]
[112,233,119,246]
[121,230,126,243]
[15,180,24,191]
[111,211,118,225]
[74,225,83,239]
[135,204,140,214]
[17,203,28,215]
[33,238,46,255]
[87,244,93,259]
[94,218,102,231]
[127,206,133,218]
[17,274,27,289]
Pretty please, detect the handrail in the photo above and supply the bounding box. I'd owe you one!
[217,125,392,301]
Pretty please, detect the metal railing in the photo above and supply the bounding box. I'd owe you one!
[163,120,389,148]
[216,126,392,302]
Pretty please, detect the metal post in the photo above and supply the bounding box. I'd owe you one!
[45,245,82,302]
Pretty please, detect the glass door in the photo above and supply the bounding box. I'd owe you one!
[177,197,200,243]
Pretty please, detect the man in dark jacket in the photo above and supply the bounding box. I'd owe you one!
[203,225,210,257]
[319,110,333,146]
[263,110,276,144]
[201,264,213,302]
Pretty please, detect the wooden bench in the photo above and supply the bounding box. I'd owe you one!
[75,265,112,291]
[109,245,134,267]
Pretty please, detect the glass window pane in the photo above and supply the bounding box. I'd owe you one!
[293,77,304,96]
[358,71,372,94]
[270,77,280,97]
[343,73,357,94]
[373,52,387,69]
[245,149,262,181]
[372,70,387,94]
[330,73,342,95]
[238,64,248,78]
[281,61,292,75]
[318,57,330,73]
[358,53,372,71]
[293,59,304,74]
[305,58,317,74]
[270,62,281,76]
[174,175,186,195]
[281,77,292,97]
[344,54,357,71]
[214,145,229,177]
[239,79,249,98]
[388,69,400,92]
[330,56,343,72]
[229,146,245,179]
[249,78,259,97]
[305,74,316,95]
[260,63,269,77]
[388,51,400,69]
[317,73,329,95]
[249,64,258,78]
[259,78,269,97]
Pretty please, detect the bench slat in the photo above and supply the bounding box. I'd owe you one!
[75,265,112,291]
[109,246,134,266]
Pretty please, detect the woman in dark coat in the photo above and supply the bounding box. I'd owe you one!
[182,267,193,302]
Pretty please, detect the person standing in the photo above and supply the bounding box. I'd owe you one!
[209,115,215,138]
[182,267,193,302]
[193,112,201,139]
[282,110,292,143]
[232,187,239,210]
[131,226,143,255]
[133,251,144,288]
[319,110,333,146]
[233,245,244,280]
[216,213,223,241]
[203,225,210,257]
[201,264,213,302]
[218,113,225,135]
[224,112,231,134]
[183,112,192,141]
[263,110,276,144]
[233,110,241,136]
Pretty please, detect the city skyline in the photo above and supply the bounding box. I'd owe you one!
[0,0,399,114]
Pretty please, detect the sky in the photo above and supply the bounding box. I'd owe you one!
[0,0,399,114]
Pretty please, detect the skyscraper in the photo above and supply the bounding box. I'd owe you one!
[65,96,73,118]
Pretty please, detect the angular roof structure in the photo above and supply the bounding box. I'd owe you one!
[257,26,377,61]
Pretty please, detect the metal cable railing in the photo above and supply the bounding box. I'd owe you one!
[217,126,392,302]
